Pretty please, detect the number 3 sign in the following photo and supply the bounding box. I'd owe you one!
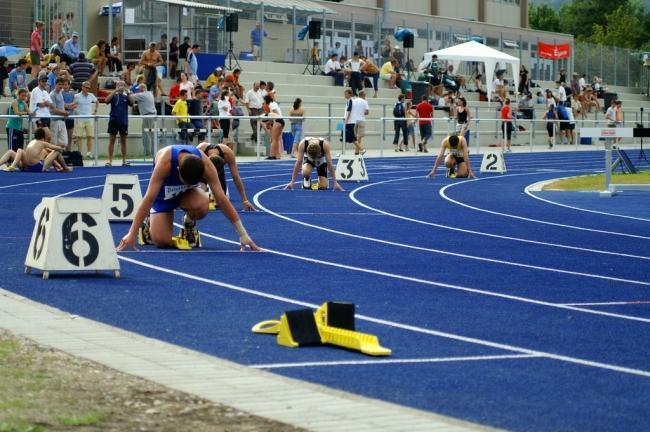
[335,155,369,182]
[480,151,507,174]
[25,197,120,279]
[101,174,143,221]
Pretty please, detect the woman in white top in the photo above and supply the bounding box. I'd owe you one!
[179,72,194,100]
[347,51,365,96]
[218,89,232,148]
[264,94,284,159]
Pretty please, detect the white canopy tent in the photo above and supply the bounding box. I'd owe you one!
[421,41,520,101]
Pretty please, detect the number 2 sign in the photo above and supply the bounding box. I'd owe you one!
[480,151,507,173]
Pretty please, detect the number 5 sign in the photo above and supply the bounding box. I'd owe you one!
[25,197,120,279]
[101,174,143,221]
[335,155,369,182]
[480,151,507,174]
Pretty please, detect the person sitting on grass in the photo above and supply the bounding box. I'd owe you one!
[426,133,474,179]
[284,137,344,191]
[0,127,71,172]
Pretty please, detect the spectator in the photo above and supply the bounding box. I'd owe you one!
[108,37,123,74]
[51,13,63,40]
[218,89,233,148]
[48,77,70,150]
[121,62,136,86]
[130,74,145,93]
[402,101,417,151]
[30,21,45,78]
[87,40,108,76]
[6,89,31,151]
[555,81,567,106]
[140,42,163,91]
[352,90,369,155]
[578,73,587,91]
[360,56,379,98]
[29,74,54,138]
[519,65,529,95]
[224,68,244,99]
[204,67,224,89]
[288,98,304,158]
[342,89,357,152]
[380,59,399,90]
[415,94,434,153]
[169,36,179,79]
[545,88,557,108]
[178,72,194,100]
[328,41,343,59]
[131,83,157,156]
[0,57,7,97]
[543,104,557,149]
[346,52,365,96]
[392,94,407,152]
[380,38,392,64]
[583,87,600,113]
[62,79,77,149]
[263,94,284,159]
[63,12,75,38]
[50,35,66,55]
[63,32,80,65]
[493,74,505,101]
[73,81,97,158]
[70,53,97,92]
[500,98,513,152]
[251,23,277,60]
[355,39,364,56]
[536,91,546,104]
[446,65,465,92]
[105,80,134,166]
[455,97,471,146]
[187,44,201,81]
[8,59,29,96]
[475,74,487,101]
[171,88,191,143]
[178,36,191,73]
[570,72,580,101]
[323,53,344,86]
[167,76,182,114]
[156,34,168,61]
[187,88,206,143]
[392,46,404,66]
[557,68,566,84]
[245,81,264,142]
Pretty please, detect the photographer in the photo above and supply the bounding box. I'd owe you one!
[105,81,134,166]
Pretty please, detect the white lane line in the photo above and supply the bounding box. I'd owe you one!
[189,227,650,324]
[249,354,542,369]
[0,172,150,190]
[348,176,650,262]
[524,179,650,223]
[439,173,650,240]
[116,255,650,378]
[562,301,650,306]
[252,186,650,287]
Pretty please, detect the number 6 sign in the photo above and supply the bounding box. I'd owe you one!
[25,197,120,279]
[101,174,143,221]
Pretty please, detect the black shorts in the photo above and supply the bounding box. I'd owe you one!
[35,118,51,128]
[107,120,128,135]
[502,122,513,140]
[219,118,231,138]
[450,155,465,164]
[345,123,356,143]
[65,118,75,130]
[275,118,285,128]
[559,121,570,131]
[304,158,328,178]
[546,124,554,137]
[7,128,24,151]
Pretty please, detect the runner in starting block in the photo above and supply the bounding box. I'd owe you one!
[426,133,475,179]
[284,137,344,191]
[117,144,259,251]
[197,142,257,211]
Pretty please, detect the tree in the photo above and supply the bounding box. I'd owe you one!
[529,3,561,32]
[558,0,628,41]
[589,1,647,48]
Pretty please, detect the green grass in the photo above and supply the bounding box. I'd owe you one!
[0,424,44,432]
[0,340,19,360]
[58,411,107,427]
[543,170,650,191]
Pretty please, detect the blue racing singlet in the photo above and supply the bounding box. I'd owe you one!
[152,145,203,213]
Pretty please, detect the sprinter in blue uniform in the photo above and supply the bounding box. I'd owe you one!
[117,144,259,251]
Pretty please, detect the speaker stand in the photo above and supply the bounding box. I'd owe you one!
[405,47,415,81]
[302,40,321,75]
[225,31,241,71]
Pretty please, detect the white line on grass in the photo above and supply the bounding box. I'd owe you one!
[116,254,650,378]
[252,186,650,287]
[249,354,542,369]
[347,176,650,261]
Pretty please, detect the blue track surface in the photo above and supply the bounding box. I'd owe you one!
[1,150,649,432]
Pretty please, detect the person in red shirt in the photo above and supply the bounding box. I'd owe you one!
[166,77,181,114]
[415,95,434,153]
[31,21,45,78]
[500,98,513,152]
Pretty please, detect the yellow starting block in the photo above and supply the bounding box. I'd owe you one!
[170,235,192,250]
[252,302,391,356]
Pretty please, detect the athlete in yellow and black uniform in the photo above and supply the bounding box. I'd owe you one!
[426,134,475,179]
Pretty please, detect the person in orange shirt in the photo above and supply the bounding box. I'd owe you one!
[224,68,244,99]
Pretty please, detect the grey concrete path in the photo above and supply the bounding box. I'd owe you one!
[0,288,496,432]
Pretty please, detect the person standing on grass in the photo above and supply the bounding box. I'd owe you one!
[427,134,474,179]
[105,81,134,166]
[73,81,97,158]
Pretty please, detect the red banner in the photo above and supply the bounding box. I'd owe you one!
[538,42,571,60]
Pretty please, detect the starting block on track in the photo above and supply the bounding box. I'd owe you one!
[252,302,391,356]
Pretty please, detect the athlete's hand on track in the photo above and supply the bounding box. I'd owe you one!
[284,182,294,190]
[242,200,257,211]
[240,236,261,252]
[117,233,138,251]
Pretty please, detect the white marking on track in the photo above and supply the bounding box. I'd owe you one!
[249,354,542,369]
[116,255,650,378]
[562,301,650,306]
